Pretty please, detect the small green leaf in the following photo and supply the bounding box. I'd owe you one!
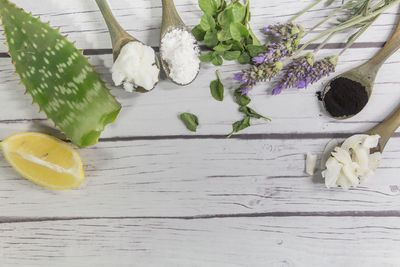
[199,51,215,63]
[239,106,271,121]
[192,25,206,41]
[180,113,199,132]
[223,50,241,60]
[217,7,234,26]
[199,0,218,15]
[204,31,219,48]
[217,28,232,41]
[238,52,251,64]
[200,14,216,31]
[212,54,223,66]
[234,88,251,106]
[227,116,251,138]
[213,43,232,52]
[230,22,249,41]
[210,70,224,101]
[232,2,246,23]
[228,40,244,51]
[247,44,266,57]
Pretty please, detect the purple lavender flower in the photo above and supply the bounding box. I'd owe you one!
[272,55,338,95]
[263,23,304,41]
[241,86,253,95]
[234,62,283,95]
[252,23,305,65]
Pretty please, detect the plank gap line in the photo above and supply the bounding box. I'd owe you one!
[3,210,400,224]
[0,42,387,58]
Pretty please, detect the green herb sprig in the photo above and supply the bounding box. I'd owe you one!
[193,0,265,66]
[227,87,271,138]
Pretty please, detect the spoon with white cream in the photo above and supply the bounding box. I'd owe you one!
[96,0,160,92]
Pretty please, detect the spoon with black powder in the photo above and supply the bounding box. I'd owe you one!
[321,19,400,119]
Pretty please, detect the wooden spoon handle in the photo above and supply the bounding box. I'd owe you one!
[368,18,400,69]
[161,0,185,38]
[95,0,136,46]
[366,105,400,152]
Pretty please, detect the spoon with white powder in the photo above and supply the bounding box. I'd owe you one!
[96,0,160,93]
[160,0,200,86]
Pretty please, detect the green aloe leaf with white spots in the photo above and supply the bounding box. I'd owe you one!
[0,0,121,148]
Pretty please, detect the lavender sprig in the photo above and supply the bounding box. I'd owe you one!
[253,23,304,64]
[263,23,304,41]
[235,23,304,95]
[272,55,338,95]
[234,62,283,95]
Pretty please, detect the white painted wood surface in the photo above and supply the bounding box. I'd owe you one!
[1,0,400,266]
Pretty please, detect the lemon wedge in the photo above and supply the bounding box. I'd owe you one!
[0,132,84,190]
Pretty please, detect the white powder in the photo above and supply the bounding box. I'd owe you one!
[112,41,159,92]
[160,28,200,85]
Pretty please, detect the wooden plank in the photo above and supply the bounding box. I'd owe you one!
[0,46,399,138]
[1,217,400,266]
[1,138,400,217]
[0,0,398,51]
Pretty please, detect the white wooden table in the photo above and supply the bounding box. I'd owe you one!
[1,0,400,266]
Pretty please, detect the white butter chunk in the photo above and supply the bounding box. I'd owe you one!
[305,153,317,175]
[320,134,382,189]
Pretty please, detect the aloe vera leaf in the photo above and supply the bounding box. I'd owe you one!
[0,0,121,148]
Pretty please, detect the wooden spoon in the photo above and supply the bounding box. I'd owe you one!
[321,19,400,119]
[365,104,400,152]
[160,0,200,86]
[321,105,400,173]
[95,0,160,92]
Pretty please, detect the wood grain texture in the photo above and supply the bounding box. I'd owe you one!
[1,47,400,137]
[1,0,400,266]
[0,138,400,217]
[2,217,400,267]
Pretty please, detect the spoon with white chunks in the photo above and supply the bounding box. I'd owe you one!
[320,105,400,189]
[95,0,160,93]
[160,0,200,86]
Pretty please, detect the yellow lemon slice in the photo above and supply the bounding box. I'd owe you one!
[0,132,84,190]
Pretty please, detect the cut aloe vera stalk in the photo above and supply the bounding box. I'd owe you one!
[0,0,122,147]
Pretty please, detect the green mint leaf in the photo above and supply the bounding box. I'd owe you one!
[230,22,249,41]
[192,25,206,41]
[232,2,246,23]
[228,40,244,51]
[199,51,215,62]
[212,54,223,66]
[200,14,216,31]
[210,70,224,101]
[217,28,232,41]
[198,0,218,16]
[204,31,219,48]
[239,106,271,121]
[227,116,251,138]
[247,44,266,57]
[216,0,223,9]
[180,113,199,132]
[234,87,251,106]
[223,50,241,60]
[238,52,251,64]
[217,7,234,26]
[213,43,232,52]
